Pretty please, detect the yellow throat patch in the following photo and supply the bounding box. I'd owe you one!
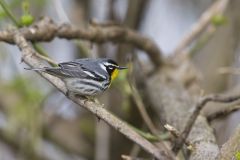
[111,69,119,81]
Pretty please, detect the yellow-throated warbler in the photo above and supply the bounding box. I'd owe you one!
[26,58,127,96]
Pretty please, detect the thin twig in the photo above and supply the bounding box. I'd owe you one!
[0,17,163,67]
[172,94,240,154]
[164,124,194,151]
[130,84,176,157]
[130,84,159,134]
[207,104,240,121]
[0,0,21,27]
[172,0,229,56]
[188,25,216,57]
[128,66,176,159]
[32,43,57,66]
[0,0,55,67]
[12,31,171,160]
[34,52,57,66]
[218,67,240,75]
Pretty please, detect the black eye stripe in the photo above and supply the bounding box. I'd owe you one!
[104,64,116,70]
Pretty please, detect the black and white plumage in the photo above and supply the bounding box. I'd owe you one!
[26,58,127,96]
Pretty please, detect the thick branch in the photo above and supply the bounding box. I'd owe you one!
[12,31,170,160]
[0,17,163,67]
[146,69,219,160]
[217,125,240,160]
[173,94,240,153]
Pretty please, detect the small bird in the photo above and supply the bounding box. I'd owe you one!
[26,58,127,96]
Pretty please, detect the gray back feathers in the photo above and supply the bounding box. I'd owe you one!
[44,58,110,81]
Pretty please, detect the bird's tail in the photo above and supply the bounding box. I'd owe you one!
[25,67,66,78]
[24,67,46,71]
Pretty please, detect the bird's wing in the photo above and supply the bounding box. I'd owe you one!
[58,61,82,69]
[57,61,106,81]
[43,64,85,79]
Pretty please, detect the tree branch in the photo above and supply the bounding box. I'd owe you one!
[217,125,240,160]
[173,94,240,153]
[0,17,163,67]
[12,31,170,160]
[172,0,229,56]
[164,124,194,151]
[146,71,219,160]
[207,104,240,121]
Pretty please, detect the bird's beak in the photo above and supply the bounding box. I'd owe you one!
[117,66,128,70]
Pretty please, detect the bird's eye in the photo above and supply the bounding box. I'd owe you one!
[108,66,113,70]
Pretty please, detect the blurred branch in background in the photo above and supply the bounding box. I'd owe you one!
[0,126,85,160]
[94,95,110,160]
[146,75,218,159]
[0,0,55,66]
[217,125,240,160]
[173,93,240,154]
[207,104,240,121]
[0,17,163,68]
[172,0,229,59]
[116,0,149,63]
[0,80,87,160]
[218,66,240,75]
[129,83,175,158]
[0,0,21,27]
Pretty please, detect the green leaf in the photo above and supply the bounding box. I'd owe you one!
[235,151,240,160]
[20,14,34,26]
[211,14,227,26]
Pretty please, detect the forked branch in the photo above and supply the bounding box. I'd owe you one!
[173,94,240,154]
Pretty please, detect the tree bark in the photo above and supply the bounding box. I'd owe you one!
[145,62,219,160]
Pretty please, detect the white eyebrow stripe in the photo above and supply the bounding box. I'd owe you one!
[83,70,96,77]
[103,62,118,67]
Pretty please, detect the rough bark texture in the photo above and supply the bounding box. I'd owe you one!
[217,125,240,160]
[145,63,219,160]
